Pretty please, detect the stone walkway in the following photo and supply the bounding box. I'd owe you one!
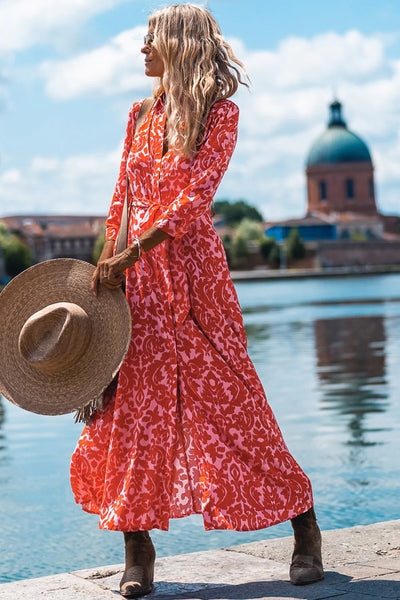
[1,520,399,599]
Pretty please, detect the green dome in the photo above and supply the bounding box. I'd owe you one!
[306,100,372,167]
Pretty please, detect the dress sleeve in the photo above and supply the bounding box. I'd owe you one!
[105,102,141,241]
[153,100,239,239]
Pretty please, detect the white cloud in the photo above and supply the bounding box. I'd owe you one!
[230,29,386,92]
[1,169,21,184]
[0,84,7,113]
[40,26,148,99]
[0,55,13,113]
[226,30,400,219]
[372,129,400,215]
[31,157,60,173]
[40,27,387,102]
[0,0,129,53]
[0,147,122,215]
[4,27,400,221]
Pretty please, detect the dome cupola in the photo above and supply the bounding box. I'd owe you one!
[305,99,377,216]
[306,100,372,167]
[328,99,347,127]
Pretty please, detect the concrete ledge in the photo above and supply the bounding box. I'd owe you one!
[230,265,400,282]
[1,520,399,599]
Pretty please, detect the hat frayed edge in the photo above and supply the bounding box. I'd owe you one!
[74,394,103,425]
[73,367,120,425]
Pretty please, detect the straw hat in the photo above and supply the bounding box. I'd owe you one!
[0,258,132,416]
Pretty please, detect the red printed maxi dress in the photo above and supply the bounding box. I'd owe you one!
[70,95,314,532]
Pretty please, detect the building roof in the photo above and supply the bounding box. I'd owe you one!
[0,215,104,240]
[306,100,372,167]
[264,214,334,229]
[45,223,98,239]
[264,212,382,229]
[0,215,105,227]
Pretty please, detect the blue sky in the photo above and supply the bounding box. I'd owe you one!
[1,0,400,220]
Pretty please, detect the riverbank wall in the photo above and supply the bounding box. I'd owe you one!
[230,264,400,282]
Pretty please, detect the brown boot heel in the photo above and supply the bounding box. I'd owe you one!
[120,531,155,598]
[290,507,324,585]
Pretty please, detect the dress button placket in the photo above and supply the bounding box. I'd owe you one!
[154,108,166,194]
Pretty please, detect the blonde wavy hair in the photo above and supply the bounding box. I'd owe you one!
[149,4,248,157]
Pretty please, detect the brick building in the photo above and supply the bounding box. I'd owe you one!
[0,215,105,264]
[265,99,400,267]
[306,100,377,217]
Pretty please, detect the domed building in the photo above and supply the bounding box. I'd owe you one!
[264,98,400,267]
[306,99,377,217]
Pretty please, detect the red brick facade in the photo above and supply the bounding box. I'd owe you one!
[306,161,377,216]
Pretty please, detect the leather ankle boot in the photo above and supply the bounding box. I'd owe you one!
[290,507,324,585]
[120,531,156,598]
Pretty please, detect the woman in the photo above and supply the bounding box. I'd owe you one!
[71,4,324,597]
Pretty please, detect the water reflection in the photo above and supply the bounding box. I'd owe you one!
[244,322,271,342]
[0,395,5,453]
[314,315,389,448]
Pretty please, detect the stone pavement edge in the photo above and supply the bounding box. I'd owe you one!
[0,519,399,600]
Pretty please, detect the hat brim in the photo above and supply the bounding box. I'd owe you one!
[0,259,132,415]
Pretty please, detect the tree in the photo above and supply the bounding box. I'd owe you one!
[259,237,277,260]
[213,199,230,216]
[285,228,306,261]
[268,244,281,268]
[350,230,367,241]
[221,233,233,265]
[232,235,249,266]
[230,219,264,268]
[214,199,263,226]
[235,218,264,244]
[92,227,106,264]
[0,234,32,277]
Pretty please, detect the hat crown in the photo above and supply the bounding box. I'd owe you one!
[18,302,92,375]
[0,258,132,416]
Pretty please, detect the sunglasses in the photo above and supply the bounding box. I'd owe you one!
[143,33,154,46]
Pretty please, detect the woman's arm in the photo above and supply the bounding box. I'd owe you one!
[93,99,238,293]
[91,227,171,294]
[153,100,239,238]
[93,99,160,294]
[105,102,140,243]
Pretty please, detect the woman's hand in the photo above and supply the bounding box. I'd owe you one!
[91,240,137,295]
[91,254,126,294]
[91,228,171,295]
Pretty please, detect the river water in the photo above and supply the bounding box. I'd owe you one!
[1,274,399,582]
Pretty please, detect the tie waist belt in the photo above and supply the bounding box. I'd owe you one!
[128,196,166,210]
[127,203,190,330]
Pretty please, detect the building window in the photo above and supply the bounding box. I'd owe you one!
[319,181,327,201]
[346,178,354,199]
[369,178,374,199]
